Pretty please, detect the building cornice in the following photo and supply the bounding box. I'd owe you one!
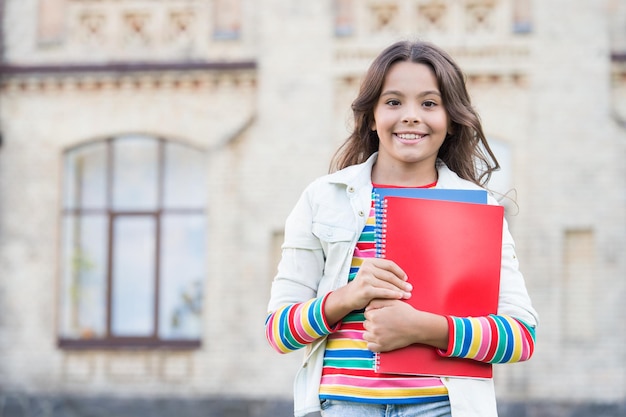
[0,60,258,92]
[611,52,626,62]
[0,60,256,76]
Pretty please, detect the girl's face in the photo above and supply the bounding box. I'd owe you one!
[371,61,450,185]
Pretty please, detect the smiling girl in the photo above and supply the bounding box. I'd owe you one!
[265,40,538,417]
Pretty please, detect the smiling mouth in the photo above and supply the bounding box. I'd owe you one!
[396,133,427,140]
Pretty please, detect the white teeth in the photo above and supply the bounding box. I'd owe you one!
[397,133,425,140]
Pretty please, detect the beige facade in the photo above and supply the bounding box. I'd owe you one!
[0,0,625,415]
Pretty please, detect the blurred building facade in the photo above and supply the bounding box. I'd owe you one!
[0,0,624,416]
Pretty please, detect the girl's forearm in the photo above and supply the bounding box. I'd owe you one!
[410,310,450,350]
[324,286,357,327]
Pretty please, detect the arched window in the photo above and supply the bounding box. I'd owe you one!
[58,134,206,348]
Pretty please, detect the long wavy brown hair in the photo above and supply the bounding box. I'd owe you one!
[330,40,499,187]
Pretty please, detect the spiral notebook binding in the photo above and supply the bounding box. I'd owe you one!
[374,351,381,372]
[373,192,388,259]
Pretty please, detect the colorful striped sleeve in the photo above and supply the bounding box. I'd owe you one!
[265,293,337,354]
[439,315,536,364]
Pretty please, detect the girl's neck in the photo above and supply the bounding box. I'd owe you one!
[372,180,437,189]
[371,161,438,188]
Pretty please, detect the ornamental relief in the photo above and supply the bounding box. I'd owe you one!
[122,11,152,47]
[343,0,520,37]
[166,10,196,45]
[0,71,257,94]
[464,0,497,33]
[368,3,400,34]
[37,0,242,59]
[77,11,106,44]
[333,0,530,88]
[417,1,448,33]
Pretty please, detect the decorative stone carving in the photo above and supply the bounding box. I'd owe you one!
[77,11,106,45]
[368,3,400,34]
[465,0,497,33]
[0,70,257,94]
[417,1,448,33]
[122,12,152,47]
[166,10,196,45]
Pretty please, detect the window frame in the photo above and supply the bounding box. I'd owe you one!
[58,135,205,350]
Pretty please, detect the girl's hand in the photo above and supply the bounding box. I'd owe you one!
[363,299,449,352]
[324,258,411,326]
[347,258,412,310]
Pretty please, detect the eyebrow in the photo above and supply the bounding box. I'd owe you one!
[380,89,442,98]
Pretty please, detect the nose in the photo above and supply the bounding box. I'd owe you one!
[402,105,420,124]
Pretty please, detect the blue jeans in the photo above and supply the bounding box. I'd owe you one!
[320,399,452,417]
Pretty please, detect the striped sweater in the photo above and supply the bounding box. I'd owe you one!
[265,192,536,404]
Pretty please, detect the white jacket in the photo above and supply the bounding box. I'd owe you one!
[268,153,539,417]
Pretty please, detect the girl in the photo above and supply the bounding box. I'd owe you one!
[265,40,538,417]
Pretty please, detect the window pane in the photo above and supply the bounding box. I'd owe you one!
[111,216,156,336]
[163,143,206,209]
[63,142,107,209]
[59,214,108,339]
[159,214,205,339]
[112,136,158,211]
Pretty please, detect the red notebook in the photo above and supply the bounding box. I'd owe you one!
[374,196,504,378]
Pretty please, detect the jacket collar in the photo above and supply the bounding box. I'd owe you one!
[325,152,480,191]
[435,159,483,190]
[326,152,378,189]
